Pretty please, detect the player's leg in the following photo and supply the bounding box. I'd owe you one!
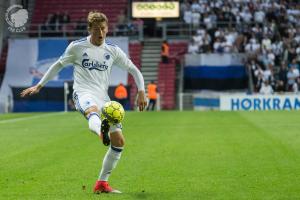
[73,92,101,135]
[148,99,154,111]
[151,99,156,111]
[119,99,126,108]
[99,130,124,181]
[73,92,110,145]
[94,125,124,194]
[85,106,101,136]
[146,99,152,111]
[86,106,111,146]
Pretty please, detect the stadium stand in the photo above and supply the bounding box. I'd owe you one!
[169,41,188,63]
[183,0,300,93]
[128,41,142,109]
[31,0,127,35]
[158,62,176,109]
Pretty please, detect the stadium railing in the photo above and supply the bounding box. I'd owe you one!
[10,20,286,41]
[10,23,144,40]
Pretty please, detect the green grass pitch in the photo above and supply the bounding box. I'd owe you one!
[0,111,299,200]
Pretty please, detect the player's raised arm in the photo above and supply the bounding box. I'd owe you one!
[20,83,42,97]
[114,46,147,111]
[136,90,147,111]
[20,42,75,98]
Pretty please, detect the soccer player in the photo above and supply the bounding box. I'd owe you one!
[20,11,147,194]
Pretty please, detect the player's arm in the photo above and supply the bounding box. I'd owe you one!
[21,43,75,98]
[114,47,147,111]
[128,66,147,111]
[20,61,64,97]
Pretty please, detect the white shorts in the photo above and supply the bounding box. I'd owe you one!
[73,91,122,133]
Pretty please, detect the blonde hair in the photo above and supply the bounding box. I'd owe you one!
[87,11,108,30]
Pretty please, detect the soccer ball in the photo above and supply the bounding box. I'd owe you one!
[101,101,125,124]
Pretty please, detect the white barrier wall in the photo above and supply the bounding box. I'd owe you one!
[185,53,246,66]
[220,94,300,111]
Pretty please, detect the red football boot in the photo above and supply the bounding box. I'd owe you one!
[93,180,121,194]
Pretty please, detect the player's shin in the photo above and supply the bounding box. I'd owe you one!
[87,112,101,136]
[98,146,123,181]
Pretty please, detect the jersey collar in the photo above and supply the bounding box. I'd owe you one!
[87,35,106,48]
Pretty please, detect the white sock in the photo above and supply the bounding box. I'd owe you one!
[88,112,101,136]
[99,146,123,181]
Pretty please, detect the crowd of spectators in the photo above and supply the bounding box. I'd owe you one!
[183,0,300,93]
[40,10,141,37]
[41,11,71,36]
[114,9,143,36]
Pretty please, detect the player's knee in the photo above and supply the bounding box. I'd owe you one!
[84,106,99,118]
[111,133,125,147]
[118,137,125,147]
[87,112,101,135]
[88,119,101,134]
[113,137,125,147]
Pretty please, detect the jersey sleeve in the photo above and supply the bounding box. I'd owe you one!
[58,42,75,66]
[113,46,136,70]
[114,47,145,91]
[38,43,75,86]
[38,60,64,86]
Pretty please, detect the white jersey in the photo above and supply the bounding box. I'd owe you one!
[39,35,144,101]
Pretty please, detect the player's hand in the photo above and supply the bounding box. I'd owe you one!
[137,90,147,111]
[20,84,42,98]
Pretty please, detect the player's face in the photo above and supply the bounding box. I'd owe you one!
[90,22,108,46]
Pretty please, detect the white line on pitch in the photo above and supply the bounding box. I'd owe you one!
[0,112,66,124]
